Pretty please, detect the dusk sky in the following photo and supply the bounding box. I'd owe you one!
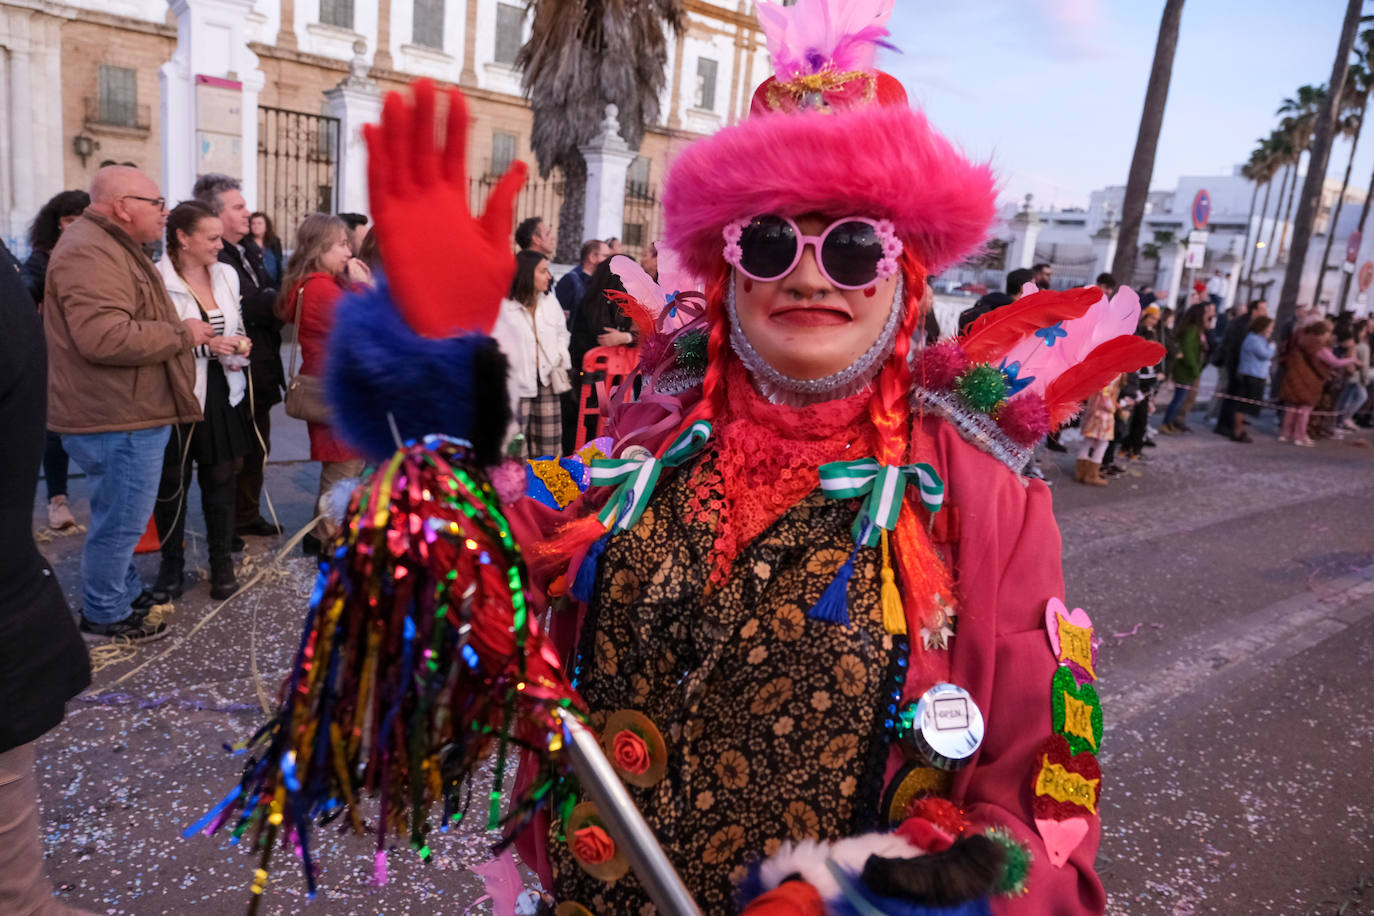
[880,0,1369,211]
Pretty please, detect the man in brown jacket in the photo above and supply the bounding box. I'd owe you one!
[44,165,210,642]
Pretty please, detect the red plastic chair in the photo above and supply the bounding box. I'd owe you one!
[575,345,639,449]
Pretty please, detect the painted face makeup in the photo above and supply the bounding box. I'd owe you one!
[729,214,903,388]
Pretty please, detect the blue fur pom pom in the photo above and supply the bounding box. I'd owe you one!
[324,278,511,465]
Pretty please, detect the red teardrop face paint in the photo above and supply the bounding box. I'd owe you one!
[743,278,754,293]
[864,286,877,298]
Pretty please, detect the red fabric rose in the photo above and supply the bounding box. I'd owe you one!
[571,825,615,865]
[612,730,651,775]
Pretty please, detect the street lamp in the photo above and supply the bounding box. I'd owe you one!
[72,134,98,167]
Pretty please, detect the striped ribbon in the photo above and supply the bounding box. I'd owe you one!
[818,459,944,546]
[590,421,712,533]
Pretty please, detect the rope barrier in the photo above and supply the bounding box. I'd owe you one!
[1159,382,1350,418]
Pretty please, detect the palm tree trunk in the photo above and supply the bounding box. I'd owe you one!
[1246,178,1274,295]
[1265,165,1292,265]
[1278,0,1364,327]
[1277,149,1304,258]
[1313,109,1362,308]
[1110,0,1186,285]
[555,151,587,265]
[1240,178,1260,301]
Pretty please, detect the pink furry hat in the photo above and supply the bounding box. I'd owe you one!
[662,0,995,280]
[663,103,996,280]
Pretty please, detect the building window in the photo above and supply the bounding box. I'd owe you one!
[97,65,138,127]
[695,58,718,111]
[627,156,651,198]
[491,131,517,176]
[494,3,523,65]
[320,0,354,29]
[413,0,444,48]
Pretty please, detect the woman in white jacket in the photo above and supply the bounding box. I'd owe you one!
[153,201,255,600]
[490,250,572,457]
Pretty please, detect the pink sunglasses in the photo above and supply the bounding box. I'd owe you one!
[722,214,903,290]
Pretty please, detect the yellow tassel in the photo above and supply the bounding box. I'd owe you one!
[880,529,907,635]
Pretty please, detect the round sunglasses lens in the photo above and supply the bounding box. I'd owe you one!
[821,221,884,288]
[738,216,797,279]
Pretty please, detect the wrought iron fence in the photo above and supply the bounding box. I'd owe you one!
[621,179,664,261]
[468,174,565,247]
[258,106,340,250]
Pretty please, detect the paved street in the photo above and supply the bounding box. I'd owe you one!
[26,391,1374,915]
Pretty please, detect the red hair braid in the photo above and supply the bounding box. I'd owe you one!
[866,252,955,643]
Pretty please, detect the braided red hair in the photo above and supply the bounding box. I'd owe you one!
[866,252,955,644]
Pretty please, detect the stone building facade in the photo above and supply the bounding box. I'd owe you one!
[0,0,769,255]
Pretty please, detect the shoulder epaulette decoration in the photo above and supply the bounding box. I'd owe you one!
[1032,597,1103,868]
[524,438,612,510]
[912,287,1165,474]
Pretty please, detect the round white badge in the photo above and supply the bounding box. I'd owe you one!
[900,682,985,771]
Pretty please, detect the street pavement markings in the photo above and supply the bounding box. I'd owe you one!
[1100,562,1374,730]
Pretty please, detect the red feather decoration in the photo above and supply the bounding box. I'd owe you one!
[605,290,658,344]
[961,288,1102,363]
[1043,337,1167,427]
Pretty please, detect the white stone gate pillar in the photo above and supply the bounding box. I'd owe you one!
[1004,194,1043,271]
[578,105,637,243]
[324,43,383,218]
[160,0,264,204]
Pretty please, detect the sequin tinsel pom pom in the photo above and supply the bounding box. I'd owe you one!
[190,434,587,909]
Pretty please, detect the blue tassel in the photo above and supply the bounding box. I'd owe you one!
[808,540,862,627]
[571,534,609,603]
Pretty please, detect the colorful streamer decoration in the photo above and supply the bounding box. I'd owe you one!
[187,435,587,910]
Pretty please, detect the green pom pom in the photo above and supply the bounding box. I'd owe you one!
[984,826,1032,896]
[673,330,709,371]
[956,363,1008,413]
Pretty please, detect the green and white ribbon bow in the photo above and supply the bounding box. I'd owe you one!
[590,421,712,533]
[818,459,945,546]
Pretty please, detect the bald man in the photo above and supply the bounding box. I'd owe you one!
[43,165,207,643]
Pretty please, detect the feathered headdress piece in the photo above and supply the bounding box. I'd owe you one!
[663,0,995,280]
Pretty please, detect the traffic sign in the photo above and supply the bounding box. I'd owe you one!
[1359,260,1374,293]
[1191,189,1211,230]
[1347,229,1362,263]
[1185,230,1208,269]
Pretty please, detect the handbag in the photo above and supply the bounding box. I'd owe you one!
[283,285,334,425]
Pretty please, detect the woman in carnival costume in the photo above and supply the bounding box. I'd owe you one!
[198,2,1162,914]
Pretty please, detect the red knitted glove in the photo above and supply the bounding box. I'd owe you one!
[363,79,528,338]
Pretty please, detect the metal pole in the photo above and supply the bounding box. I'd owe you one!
[554,709,701,916]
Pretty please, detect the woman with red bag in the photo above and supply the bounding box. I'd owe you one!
[277,212,372,554]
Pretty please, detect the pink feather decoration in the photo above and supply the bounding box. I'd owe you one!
[997,393,1051,446]
[912,340,970,390]
[1042,336,1167,428]
[758,0,895,81]
[1000,285,1145,397]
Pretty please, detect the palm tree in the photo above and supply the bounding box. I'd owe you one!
[1244,135,1283,298]
[1276,85,1328,259]
[1237,148,1265,300]
[1264,128,1296,264]
[518,0,685,263]
[1278,0,1364,327]
[1110,0,1186,286]
[1314,35,1374,308]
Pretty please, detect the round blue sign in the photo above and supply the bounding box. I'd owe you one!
[1192,189,1211,230]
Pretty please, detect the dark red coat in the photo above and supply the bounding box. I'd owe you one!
[288,273,359,463]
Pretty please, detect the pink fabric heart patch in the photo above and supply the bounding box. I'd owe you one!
[1034,816,1090,868]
